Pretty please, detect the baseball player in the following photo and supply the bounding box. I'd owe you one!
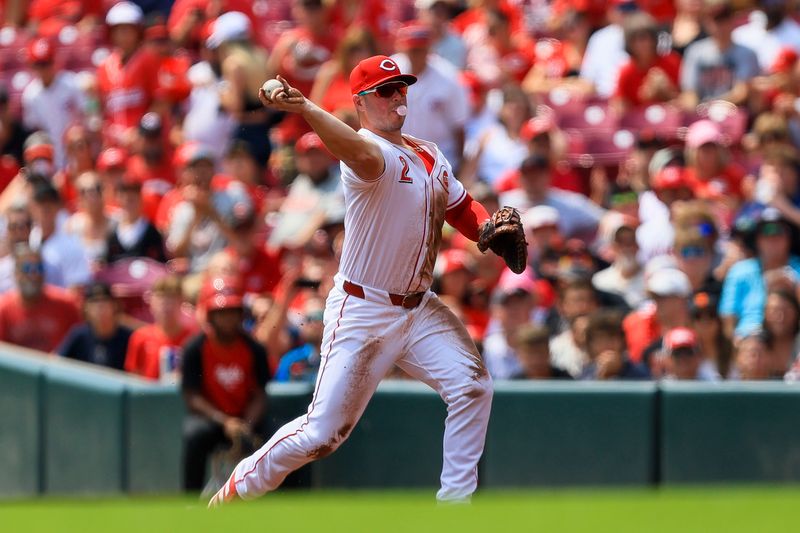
[208,55,526,506]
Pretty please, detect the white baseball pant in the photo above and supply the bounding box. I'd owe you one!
[228,275,493,501]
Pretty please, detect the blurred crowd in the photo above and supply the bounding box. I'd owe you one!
[2,0,800,393]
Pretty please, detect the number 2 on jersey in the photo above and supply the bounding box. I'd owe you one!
[399,156,413,184]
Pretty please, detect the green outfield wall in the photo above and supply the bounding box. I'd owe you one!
[2,344,800,498]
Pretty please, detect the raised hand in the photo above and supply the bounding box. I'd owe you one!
[258,75,306,113]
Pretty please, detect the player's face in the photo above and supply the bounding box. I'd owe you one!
[355,81,408,133]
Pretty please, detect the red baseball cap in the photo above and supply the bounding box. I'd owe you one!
[664,327,698,352]
[771,47,799,75]
[97,147,128,171]
[435,249,474,277]
[200,276,244,312]
[350,55,417,96]
[520,116,555,142]
[23,143,54,162]
[651,166,688,190]
[295,132,327,154]
[396,23,432,49]
[27,37,54,64]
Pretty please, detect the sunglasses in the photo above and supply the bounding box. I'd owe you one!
[305,310,325,322]
[680,245,708,259]
[20,262,44,275]
[79,184,102,196]
[358,82,408,98]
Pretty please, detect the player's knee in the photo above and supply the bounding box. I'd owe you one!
[305,422,354,459]
[461,375,493,404]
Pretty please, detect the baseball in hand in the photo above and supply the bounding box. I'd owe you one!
[262,79,284,97]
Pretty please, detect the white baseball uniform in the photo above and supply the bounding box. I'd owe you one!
[222,129,493,502]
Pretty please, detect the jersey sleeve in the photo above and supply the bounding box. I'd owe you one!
[339,134,399,191]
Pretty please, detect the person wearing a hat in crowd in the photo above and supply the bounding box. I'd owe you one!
[145,22,192,109]
[659,327,720,381]
[592,214,646,309]
[690,291,734,379]
[680,0,760,108]
[460,84,531,185]
[97,1,162,146]
[211,54,500,506]
[264,0,337,146]
[624,267,693,365]
[732,0,800,71]
[20,36,86,169]
[672,225,722,297]
[0,132,57,213]
[579,309,650,380]
[0,243,80,352]
[483,270,538,380]
[391,22,470,171]
[512,324,573,380]
[761,288,800,379]
[167,0,255,49]
[268,132,344,249]
[105,173,167,265]
[500,153,605,242]
[127,112,176,191]
[165,142,252,273]
[415,0,468,70]
[29,181,91,289]
[57,281,134,370]
[683,119,745,206]
[125,274,196,382]
[181,275,269,491]
[720,207,800,339]
[223,199,282,298]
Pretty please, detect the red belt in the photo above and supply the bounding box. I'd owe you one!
[342,280,425,309]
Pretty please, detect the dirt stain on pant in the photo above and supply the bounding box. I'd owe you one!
[426,296,488,382]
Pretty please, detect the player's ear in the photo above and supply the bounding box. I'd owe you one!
[353,94,363,109]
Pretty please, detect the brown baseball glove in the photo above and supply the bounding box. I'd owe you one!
[477,206,528,274]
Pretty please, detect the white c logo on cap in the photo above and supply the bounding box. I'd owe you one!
[379,59,397,71]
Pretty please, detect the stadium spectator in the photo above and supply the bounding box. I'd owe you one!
[513,324,573,380]
[165,143,250,273]
[660,327,720,381]
[0,86,28,190]
[483,272,537,380]
[126,112,176,217]
[624,267,693,365]
[732,329,772,380]
[670,0,708,57]
[690,291,734,379]
[393,23,470,170]
[0,132,57,213]
[580,308,649,380]
[310,27,378,130]
[0,205,33,292]
[636,165,695,262]
[679,0,760,108]
[732,0,800,71]
[613,12,681,110]
[29,182,91,288]
[274,295,326,382]
[53,125,96,211]
[57,281,133,370]
[592,216,646,309]
[683,119,746,211]
[461,84,531,186]
[181,276,269,491]
[64,171,111,267]
[580,0,639,98]
[416,0,468,70]
[500,154,605,241]
[105,175,167,264]
[465,8,535,86]
[672,227,722,297]
[549,278,599,377]
[21,37,86,168]
[96,2,161,146]
[0,244,80,352]
[719,208,800,338]
[762,289,800,379]
[125,274,195,381]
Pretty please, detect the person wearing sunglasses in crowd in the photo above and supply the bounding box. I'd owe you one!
[209,54,498,506]
[0,243,80,352]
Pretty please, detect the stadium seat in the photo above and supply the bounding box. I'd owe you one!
[692,100,748,146]
[618,104,684,140]
[94,257,170,322]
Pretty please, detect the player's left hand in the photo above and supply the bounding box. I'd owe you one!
[477,206,528,274]
[258,75,307,114]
